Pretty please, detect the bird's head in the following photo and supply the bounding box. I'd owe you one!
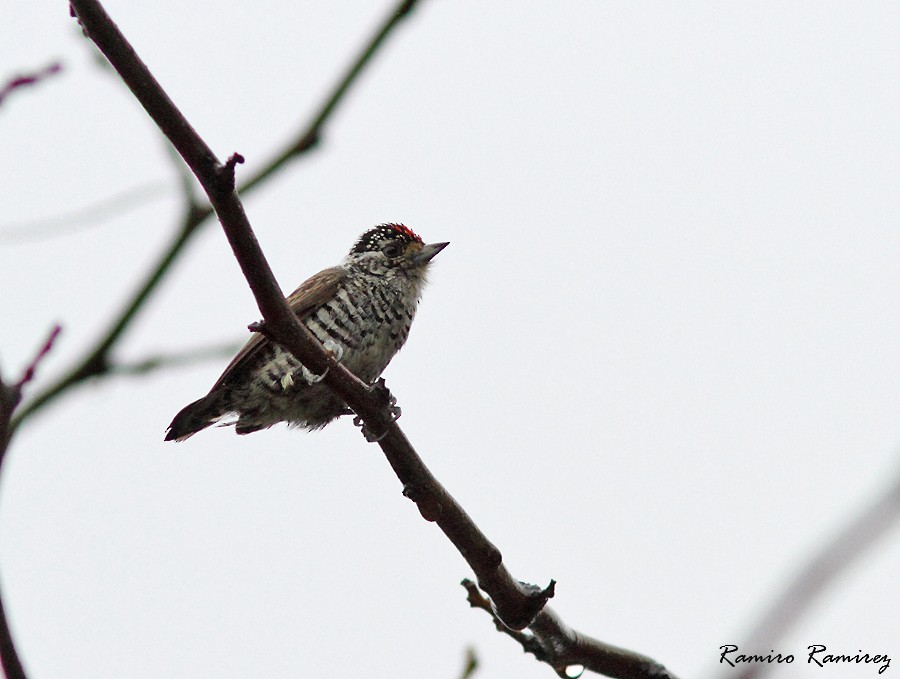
[347,223,448,277]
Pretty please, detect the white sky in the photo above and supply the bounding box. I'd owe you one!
[2,2,899,678]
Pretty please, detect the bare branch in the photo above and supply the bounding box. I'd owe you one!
[0,593,26,679]
[0,62,63,107]
[9,211,199,430]
[108,342,241,377]
[0,324,63,679]
[720,465,900,679]
[0,391,23,679]
[462,581,675,679]
[65,2,677,678]
[0,182,170,244]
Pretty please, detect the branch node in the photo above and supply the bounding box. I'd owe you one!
[460,580,550,662]
[482,576,551,631]
[485,545,503,569]
[404,483,443,521]
[461,578,486,608]
[217,152,245,191]
[292,130,321,155]
[247,320,276,342]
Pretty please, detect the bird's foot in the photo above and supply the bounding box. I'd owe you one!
[323,339,344,363]
[373,378,402,423]
[298,339,344,385]
[353,415,389,443]
[300,365,326,385]
[352,380,401,442]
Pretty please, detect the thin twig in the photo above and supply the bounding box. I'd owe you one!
[10,214,198,430]
[0,62,63,106]
[1,325,63,453]
[14,326,63,392]
[67,2,677,677]
[108,342,241,377]
[0,182,170,244]
[462,580,546,660]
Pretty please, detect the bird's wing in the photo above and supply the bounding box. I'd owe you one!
[208,266,347,392]
[284,265,347,317]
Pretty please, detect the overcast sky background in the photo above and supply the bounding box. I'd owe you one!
[2,2,899,678]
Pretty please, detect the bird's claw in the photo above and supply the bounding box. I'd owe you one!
[372,378,399,410]
[353,379,401,442]
[300,365,327,385]
[354,415,390,443]
[323,339,344,363]
[353,411,401,443]
[298,339,344,385]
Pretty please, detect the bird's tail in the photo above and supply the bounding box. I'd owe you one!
[165,395,221,442]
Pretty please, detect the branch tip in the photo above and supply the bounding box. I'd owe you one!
[17,324,63,389]
[0,61,65,107]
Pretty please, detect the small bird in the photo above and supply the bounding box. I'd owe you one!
[165,224,448,441]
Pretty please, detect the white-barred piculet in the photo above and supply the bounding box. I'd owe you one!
[165,224,448,441]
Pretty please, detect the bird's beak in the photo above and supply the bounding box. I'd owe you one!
[414,241,449,265]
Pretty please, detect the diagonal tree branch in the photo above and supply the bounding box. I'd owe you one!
[9,0,420,434]
[66,1,677,677]
[9,209,200,430]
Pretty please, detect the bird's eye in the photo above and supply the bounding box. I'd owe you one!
[382,242,403,258]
